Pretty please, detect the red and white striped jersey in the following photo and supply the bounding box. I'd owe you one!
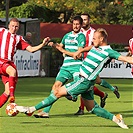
[81,27,95,58]
[0,28,30,61]
[129,38,133,55]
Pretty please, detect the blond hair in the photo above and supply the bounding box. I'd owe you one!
[96,28,108,40]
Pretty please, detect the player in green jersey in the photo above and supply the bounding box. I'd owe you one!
[17,28,133,129]
[74,13,119,115]
[33,15,86,118]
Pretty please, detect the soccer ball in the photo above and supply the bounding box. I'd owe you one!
[6,103,19,117]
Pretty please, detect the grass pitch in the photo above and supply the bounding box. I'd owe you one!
[0,77,133,133]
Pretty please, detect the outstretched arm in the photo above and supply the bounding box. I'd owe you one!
[26,37,50,53]
[118,55,133,64]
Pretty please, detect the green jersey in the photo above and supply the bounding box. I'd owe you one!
[56,31,86,83]
[80,45,121,80]
[61,31,86,68]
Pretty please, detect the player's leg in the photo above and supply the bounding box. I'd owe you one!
[34,69,71,118]
[0,82,9,108]
[82,90,112,119]
[16,84,68,116]
[82,91,128,129]
[16,76,89,115]
[74,85,108,115]
[93,86,108,108]
[34,81,63,118]
[96,75,120,98]
[74,96,84,115]
[2,62,17,103]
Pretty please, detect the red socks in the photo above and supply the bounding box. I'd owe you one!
[93,86,104,98]
[79,96,84,110]
[0,93,9,108]
[9,76,16,97]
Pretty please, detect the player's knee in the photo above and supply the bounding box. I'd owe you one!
[52,81,62,90]
[54,87,66,98]
[6,66,17,76]
[54,92,61,98]
[53,89,60,98]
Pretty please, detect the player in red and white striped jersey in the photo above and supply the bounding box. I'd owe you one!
[0,18,50,107]
[128,38,133,75]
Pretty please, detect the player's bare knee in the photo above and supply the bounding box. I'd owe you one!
[52,81,62,90]
[6,66,16,76]
[54,92,61,98]
[85,106,93,112]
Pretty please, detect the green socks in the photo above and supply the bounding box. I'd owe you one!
[43,90,54,113]
[100,79,115,91]
[91,102,114,120]
[43,105,52,113]
[35,92,58,110]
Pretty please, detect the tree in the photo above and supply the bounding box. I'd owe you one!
[0,0,133,25]
[122,0,133,24]
[28,0,98,23]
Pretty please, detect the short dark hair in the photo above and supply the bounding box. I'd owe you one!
[72,15,83,25]
[81,13,90,20]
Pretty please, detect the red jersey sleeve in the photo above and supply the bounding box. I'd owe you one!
[129,38,133,54]
[17,36,30,50]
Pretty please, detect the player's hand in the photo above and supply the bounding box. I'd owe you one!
[73,51,81,60]
[42,37,51,46]
[48,42,54,47]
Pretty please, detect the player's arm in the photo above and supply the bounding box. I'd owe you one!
[54,43,78,57]
[26,37,50,53]
[78,45,93,53]
[73,45,93,59]
[118,55,133,64]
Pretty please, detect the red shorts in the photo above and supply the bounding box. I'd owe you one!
[0,59,18,84]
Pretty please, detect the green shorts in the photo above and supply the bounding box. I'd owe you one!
[56,66,80,85]
[65,76,95,100]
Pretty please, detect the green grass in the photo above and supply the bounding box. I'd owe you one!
[0,77,133,133]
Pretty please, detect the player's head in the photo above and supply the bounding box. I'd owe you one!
[81,13,90,30]
[8,18,20,34]
[93,28,108,48]
[72,15,83,33]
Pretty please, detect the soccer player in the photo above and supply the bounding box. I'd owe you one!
[32,15,86,118]
[126,29,133,76]
[74,13,119,115]
[128,38,133,75]
[0,18,50,108]
[17,28,132,129]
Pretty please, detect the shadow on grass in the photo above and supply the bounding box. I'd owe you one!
[21,122,42,124]
[20,121,133,129]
